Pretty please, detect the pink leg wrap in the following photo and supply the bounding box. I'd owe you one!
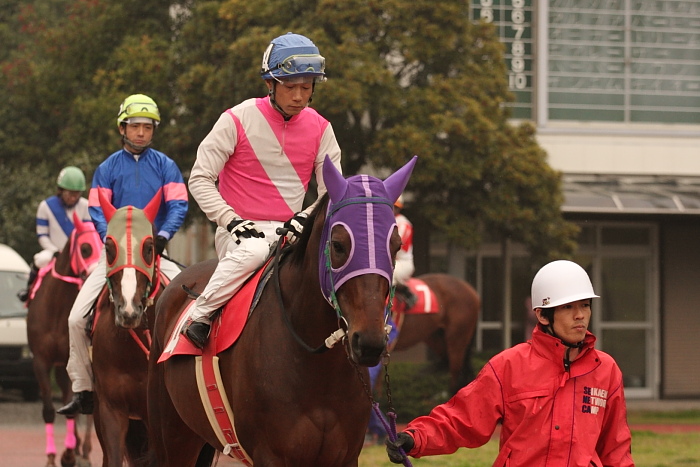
[45,423,56,455]
[65,418,77,449]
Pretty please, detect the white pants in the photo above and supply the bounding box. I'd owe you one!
[34,248,57,268]
[66,248,182,393]
[393,257,415,286]
[187,221,281,323]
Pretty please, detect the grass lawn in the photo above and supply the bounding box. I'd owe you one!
[359,410,700,466]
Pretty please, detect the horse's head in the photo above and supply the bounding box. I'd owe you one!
[318,155,416,366]
[69,212,102,280]
[100,191,160,329]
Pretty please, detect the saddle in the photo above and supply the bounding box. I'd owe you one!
[160,242,282,361]
[391,277,440,315]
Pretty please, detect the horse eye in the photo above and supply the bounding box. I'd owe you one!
[81,244,93,257]
[105,240,117,264]
[331,240,345,255]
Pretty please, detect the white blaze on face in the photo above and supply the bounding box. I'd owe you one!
[120,268,139,315]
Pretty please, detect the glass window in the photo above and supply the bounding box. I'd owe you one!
[601,226,650,246]
[0,271,28,318]
[481,257,503,322]
[601,329,647,388]
[600,258,647,322]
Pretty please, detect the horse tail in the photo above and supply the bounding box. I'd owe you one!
[194,444,217,467]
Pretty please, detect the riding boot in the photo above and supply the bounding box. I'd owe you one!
[57,390,94,415]
[183,320,211,350]
[396,283,417,309]
[17,262,39,302]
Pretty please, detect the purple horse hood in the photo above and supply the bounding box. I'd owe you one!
[319,155,417,305]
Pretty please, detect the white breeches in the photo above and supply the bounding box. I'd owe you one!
[66,247,182,392]
[393,257,415,286]
[187,221,282,323]
[34,248,58,268]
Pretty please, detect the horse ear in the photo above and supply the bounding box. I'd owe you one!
[98,189,117,223]
[142,192,161,224]
[383,156,418,203]
[72,212,83,231]
[322,155,347,204]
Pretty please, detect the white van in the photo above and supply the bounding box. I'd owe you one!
[0,243,39,400]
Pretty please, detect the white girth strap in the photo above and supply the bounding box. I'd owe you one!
[195,356,253,465]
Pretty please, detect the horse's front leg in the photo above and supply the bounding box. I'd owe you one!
[93,403,128,466]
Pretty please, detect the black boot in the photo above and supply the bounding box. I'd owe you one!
[396,283,417,309]
[57,390,94,415]
[17,262,39,302]
[184,321,210,349]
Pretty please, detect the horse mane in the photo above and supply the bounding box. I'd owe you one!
[286,193,330,268]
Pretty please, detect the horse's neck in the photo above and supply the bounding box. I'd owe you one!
[278,262,338,344]
[54,248,73,276]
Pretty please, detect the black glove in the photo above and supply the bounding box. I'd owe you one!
[282,212,308,243]
[385,431,415,464]
[227,218,265,245]
[155,235,168,256]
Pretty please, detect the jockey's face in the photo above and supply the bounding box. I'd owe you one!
[268,78,314,116]
[59,189,82,208]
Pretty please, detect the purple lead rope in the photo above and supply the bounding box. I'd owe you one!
[372,402,413,467]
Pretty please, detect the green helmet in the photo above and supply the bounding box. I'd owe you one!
[116,94,161,128]
[57,166,86,191]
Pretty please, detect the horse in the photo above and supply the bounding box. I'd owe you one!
[90,194,166,466]
[147,156,416,466]
[26,213,102,467]
[390,273,480,395]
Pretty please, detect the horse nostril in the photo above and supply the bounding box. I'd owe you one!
[351,332,385,366]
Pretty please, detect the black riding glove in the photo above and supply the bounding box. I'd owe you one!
[385,431,415,464]
[155,235,168,256]
[227,218,265,245]
[282,212,308,243]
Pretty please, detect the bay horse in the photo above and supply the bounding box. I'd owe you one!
[90,194,166,466]
[391,273,480,394]
[147,156,416,466]
[26,213,101,467]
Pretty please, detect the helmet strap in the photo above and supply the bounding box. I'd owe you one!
[122,134,152,153]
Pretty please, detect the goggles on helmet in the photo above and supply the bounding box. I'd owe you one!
[117,101,161,126]
[279,55,325,75]
[262,51,326,83]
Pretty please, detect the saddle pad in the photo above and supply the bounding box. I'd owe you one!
[159,263,268,362]
[392,277,439,315]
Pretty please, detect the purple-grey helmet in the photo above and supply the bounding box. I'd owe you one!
[261,32,326,83]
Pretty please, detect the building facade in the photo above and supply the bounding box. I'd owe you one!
[451,0,700,399]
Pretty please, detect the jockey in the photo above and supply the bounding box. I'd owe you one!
[57,94,188,416]
[18,166,91,302]
[393,195,417,308]
[182,32,342,349]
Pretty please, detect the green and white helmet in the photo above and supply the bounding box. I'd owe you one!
[116,94,161,128]
[57,166,86,191]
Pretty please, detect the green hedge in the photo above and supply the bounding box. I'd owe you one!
[372,353,492,423]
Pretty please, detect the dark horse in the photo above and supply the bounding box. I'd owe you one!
[391,273,480,394]
[90,194,165,466]
[26,213,101,467]
[147,156,416,466]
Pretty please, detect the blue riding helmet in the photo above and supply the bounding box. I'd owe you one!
[261,32,326,83]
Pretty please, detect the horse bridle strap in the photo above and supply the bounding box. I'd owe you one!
[272,238,346,354]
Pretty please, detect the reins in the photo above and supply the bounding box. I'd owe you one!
[272,237,346,354]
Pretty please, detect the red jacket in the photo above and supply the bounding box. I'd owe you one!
[406,327,634,466]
